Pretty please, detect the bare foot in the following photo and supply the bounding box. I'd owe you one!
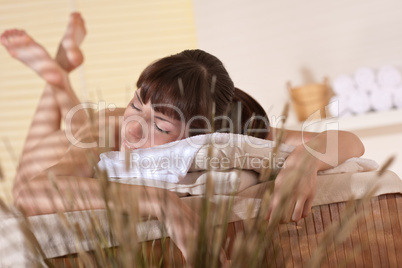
[56,12,86,72]
[1,29,65,87]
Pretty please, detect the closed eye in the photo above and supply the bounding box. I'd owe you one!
[131,103,141,111]
[154,122,169,134]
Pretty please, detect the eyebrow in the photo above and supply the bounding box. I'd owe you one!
[135,91,143,105]
[154,115,174,125]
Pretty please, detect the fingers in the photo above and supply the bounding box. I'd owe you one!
[291,196,313,221]
[302,197,314,218]
[292,199,304,222]
[267,191,296,223]
[268,194,314,223]
[219,248,231,268]
[266,169,316,223]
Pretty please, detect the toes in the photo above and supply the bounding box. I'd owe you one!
[0,35,8,46]
[0,30,15,45]
[10,29,20,38]
[1,29,29,47]
[2,29,25,38]
[16,30,25,36]
[70,12,83,22]
[1,29,12,39]
[70,12,85,27]
[10,29,19,36]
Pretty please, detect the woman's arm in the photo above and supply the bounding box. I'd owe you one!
[267,126,319,146]
[267,128,365,222]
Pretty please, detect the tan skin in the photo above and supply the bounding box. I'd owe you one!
[3,12,364,263]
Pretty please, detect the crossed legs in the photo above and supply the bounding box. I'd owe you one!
[1,13,88,195]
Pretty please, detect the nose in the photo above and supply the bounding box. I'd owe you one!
[126,119,144,140]
[122,113,150,149]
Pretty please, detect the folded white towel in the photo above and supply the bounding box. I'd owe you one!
[332,75,356,96]
[347,91,371,115]
[378,65,402,87]
[354,67,375,88]
[318,157,379,175]
[370,89,394,112]
[98,134,209,183]
[98,133,294,183]
[98,133,379,188]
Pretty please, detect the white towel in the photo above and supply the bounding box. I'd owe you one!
[98,133,294,183]
[0,208,48,267]
[332,75,356,96]
[347,91,371,115]
[378,65,402,87]
[354,67,375,88]
[328,95,350,117]
[98,133,378,187]
[370,89,394,112]
[356,83,379,94]
[339,110,354,118]
[392,87,402,108]
[380,85,399,94]
[318,157,379,175]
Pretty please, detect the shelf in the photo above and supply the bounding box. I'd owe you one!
[287,109,402,132]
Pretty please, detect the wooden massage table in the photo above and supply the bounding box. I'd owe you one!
[37,170,402,267]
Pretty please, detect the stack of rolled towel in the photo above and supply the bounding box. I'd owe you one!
[329,66,402,117]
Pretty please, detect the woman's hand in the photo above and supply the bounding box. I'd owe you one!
[267,144,318,222]
[267,130,365,222]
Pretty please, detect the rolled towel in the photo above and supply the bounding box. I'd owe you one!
[327,95,350,117]
[332,75,356,96]
[354,67,375,88]
[380,85,399,94]
[378,65,402,87]
[369,89,394,112]
[347,91,371,115]
[392,86,402,108]
[356,83,379,94]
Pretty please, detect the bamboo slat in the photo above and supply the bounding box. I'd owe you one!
[48,193,402,267]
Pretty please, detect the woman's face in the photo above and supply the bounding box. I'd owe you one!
[120,89,187,151]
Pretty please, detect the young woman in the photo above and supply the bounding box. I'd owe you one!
[1,12,364,260]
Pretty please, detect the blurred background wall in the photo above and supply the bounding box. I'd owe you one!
[192,0,402,179]
[1,0,401,202]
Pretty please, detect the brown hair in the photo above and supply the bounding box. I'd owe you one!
[227,87,270,139]
[137,49,234,134]
[137,49,269,138]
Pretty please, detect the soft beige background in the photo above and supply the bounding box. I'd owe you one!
[193,0,402,177]
[0,0,197,201]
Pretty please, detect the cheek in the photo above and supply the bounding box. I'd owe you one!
[150,133,173,147]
